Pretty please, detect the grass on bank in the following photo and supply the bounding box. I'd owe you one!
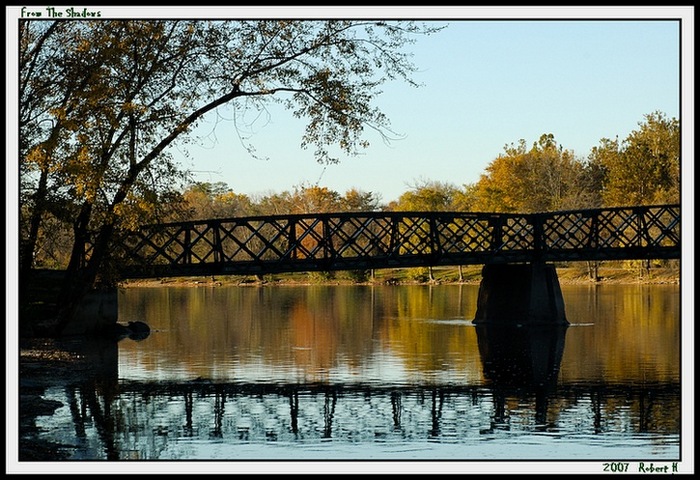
[121,261,680,288]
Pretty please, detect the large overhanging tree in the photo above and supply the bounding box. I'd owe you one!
[19,19,441,332]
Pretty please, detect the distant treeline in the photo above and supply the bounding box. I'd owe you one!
[157,111,679,218]
[25,111,678,270]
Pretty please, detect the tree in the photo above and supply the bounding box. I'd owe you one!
[19,19,442,333]
[386,178,461,281]
[179,181,252,220]
[599,111,680,206]
[472,134,587,213]
[342,188,381,212]
[290,183,343,213]
[254,190,295,216]
[390,178,460,211]
[451,183,478,212]
[584,137,620,209]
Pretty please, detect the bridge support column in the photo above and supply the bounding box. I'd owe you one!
[473,263,568,325]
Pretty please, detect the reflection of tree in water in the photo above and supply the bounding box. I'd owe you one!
[323,390,337,438]
[211,387,225,439]
[429,390,445,438]
[289,391,299,435]
[391,390,402,431]
[183,390,194,437]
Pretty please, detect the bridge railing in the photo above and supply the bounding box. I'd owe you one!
[111,204,680,278]
[536,204,681,260]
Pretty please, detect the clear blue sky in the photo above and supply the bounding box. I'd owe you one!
[7,6,690,205]
[168,12,684,203]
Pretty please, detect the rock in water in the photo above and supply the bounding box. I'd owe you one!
[126,321,150,340]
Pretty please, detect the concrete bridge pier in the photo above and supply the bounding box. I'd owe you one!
[473,263,568,326]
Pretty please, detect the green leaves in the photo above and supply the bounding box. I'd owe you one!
[597,111,679,206]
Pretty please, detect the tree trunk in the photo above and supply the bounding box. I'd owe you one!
[21,169,50,272]
[587,260,599,281]
[54,208,115,336]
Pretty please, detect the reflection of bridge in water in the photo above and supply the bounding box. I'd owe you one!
[37,324,680,461]
[68,378,680,460]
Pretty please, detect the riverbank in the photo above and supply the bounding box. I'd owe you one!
[120,264,680,288]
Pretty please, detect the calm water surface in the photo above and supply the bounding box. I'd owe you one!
[34,283,682,470]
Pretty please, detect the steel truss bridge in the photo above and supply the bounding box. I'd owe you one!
[112,204,681,279]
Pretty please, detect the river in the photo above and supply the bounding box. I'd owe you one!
[20,283,686,474]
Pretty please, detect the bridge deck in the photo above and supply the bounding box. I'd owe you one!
[110,204,680,279]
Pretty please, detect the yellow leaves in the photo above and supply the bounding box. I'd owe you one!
[121,102,147,115]
[291,184,342,213]
[25,145,50,170]
[47,107,81,132]
[76,38,92,53]
[216,191,250,207]
[48,107,67,121]
[114,192,156,230]
[60,144,99,203]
